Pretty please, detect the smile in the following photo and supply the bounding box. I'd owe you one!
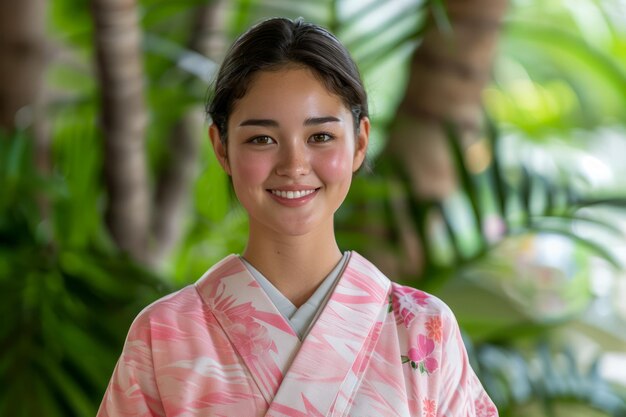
[270,189,317,199]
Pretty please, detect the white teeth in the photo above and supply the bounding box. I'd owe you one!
[271,189,316,199]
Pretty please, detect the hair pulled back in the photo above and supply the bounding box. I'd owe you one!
[207,17,368,143]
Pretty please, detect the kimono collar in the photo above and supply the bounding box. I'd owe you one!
[195,251,392,415]
[240,251,350,340]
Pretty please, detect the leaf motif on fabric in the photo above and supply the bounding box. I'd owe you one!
[391,285,430,327]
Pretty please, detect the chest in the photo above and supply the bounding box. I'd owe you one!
[151,314,437,417]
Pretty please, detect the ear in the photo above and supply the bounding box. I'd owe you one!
[209,124,231,175]
[352,117,370,172]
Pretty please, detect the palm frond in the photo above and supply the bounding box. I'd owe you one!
[471,342,626,416]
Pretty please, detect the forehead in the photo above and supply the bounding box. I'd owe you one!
[229,67,349,121]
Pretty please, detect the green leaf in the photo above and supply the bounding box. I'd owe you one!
[517,226,622,269]
[37,354,96,417]
[506,21,626,107]
[418,361,427,374]
[430,0,452,35]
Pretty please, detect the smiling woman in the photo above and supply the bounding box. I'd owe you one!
[212,67,368,259]
[97,17,498,417]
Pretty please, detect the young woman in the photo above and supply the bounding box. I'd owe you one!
[98,17,498,417]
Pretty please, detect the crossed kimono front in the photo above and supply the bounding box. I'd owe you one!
[98,252,498,417]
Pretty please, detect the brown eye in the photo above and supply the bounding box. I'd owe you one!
[249,136,276,144]
[309,133,333,143]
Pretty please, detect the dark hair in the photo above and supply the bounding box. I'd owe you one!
[207,17,368,144]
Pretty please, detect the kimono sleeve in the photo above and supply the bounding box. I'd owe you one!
[437,305,498,417]
[97,309,166,417]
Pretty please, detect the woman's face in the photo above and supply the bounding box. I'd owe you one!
[210,66,369,238]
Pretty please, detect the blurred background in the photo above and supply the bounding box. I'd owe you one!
[1,0,625,415]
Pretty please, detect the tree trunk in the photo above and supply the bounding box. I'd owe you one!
[151,112,201,264]
[0,0,52,241]
[377,0,508,276]
[92,0,150,261]
[188,0,228,61]
[387,0,507,199]
[150,1,227,265]
[0,0,47,132]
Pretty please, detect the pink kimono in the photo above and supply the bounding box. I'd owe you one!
[98,252,497,417]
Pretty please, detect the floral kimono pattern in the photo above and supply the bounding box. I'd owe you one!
[98,252,497,417]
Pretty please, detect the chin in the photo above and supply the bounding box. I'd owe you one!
[250,213,331,239]
[277,225,316,237]
[271,217,323,237]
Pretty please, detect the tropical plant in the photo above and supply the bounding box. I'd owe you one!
[469,341,626,417]
[342,1,626,414]
[0,131,168,416]
[1,0,625,415]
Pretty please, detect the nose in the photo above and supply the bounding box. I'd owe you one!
[275,141,310,178]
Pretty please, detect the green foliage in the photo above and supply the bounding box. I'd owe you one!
[488,2,626,136]
[338,106,626,417]
[4,0,626,415]
[0,132,168,416]
[469,341,626,416]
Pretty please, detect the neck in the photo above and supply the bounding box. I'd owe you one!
[242,221,342,307]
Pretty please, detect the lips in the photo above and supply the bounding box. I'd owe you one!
[270,189,317,199]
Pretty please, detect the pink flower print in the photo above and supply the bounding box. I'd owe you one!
[402,334,438,374]
[228,320,272,358]
[422,398,436,417]
[408,335,434,362]
[392,285,429,327]
[425,316,442,342]
[475,396,497,417]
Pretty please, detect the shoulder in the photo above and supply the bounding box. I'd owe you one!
[127,255,245,339]
[347,252,455,325]
[132,255,243,330]
[126,284,201,339]
[390,282,457,331]
[390,282,451,314]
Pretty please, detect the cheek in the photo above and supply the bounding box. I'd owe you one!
[315,147,354,183]
[231,153,272,186]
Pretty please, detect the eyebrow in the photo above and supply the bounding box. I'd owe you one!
[239,119,279,127]
[304,116,341,126]
[238,116,341,127]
